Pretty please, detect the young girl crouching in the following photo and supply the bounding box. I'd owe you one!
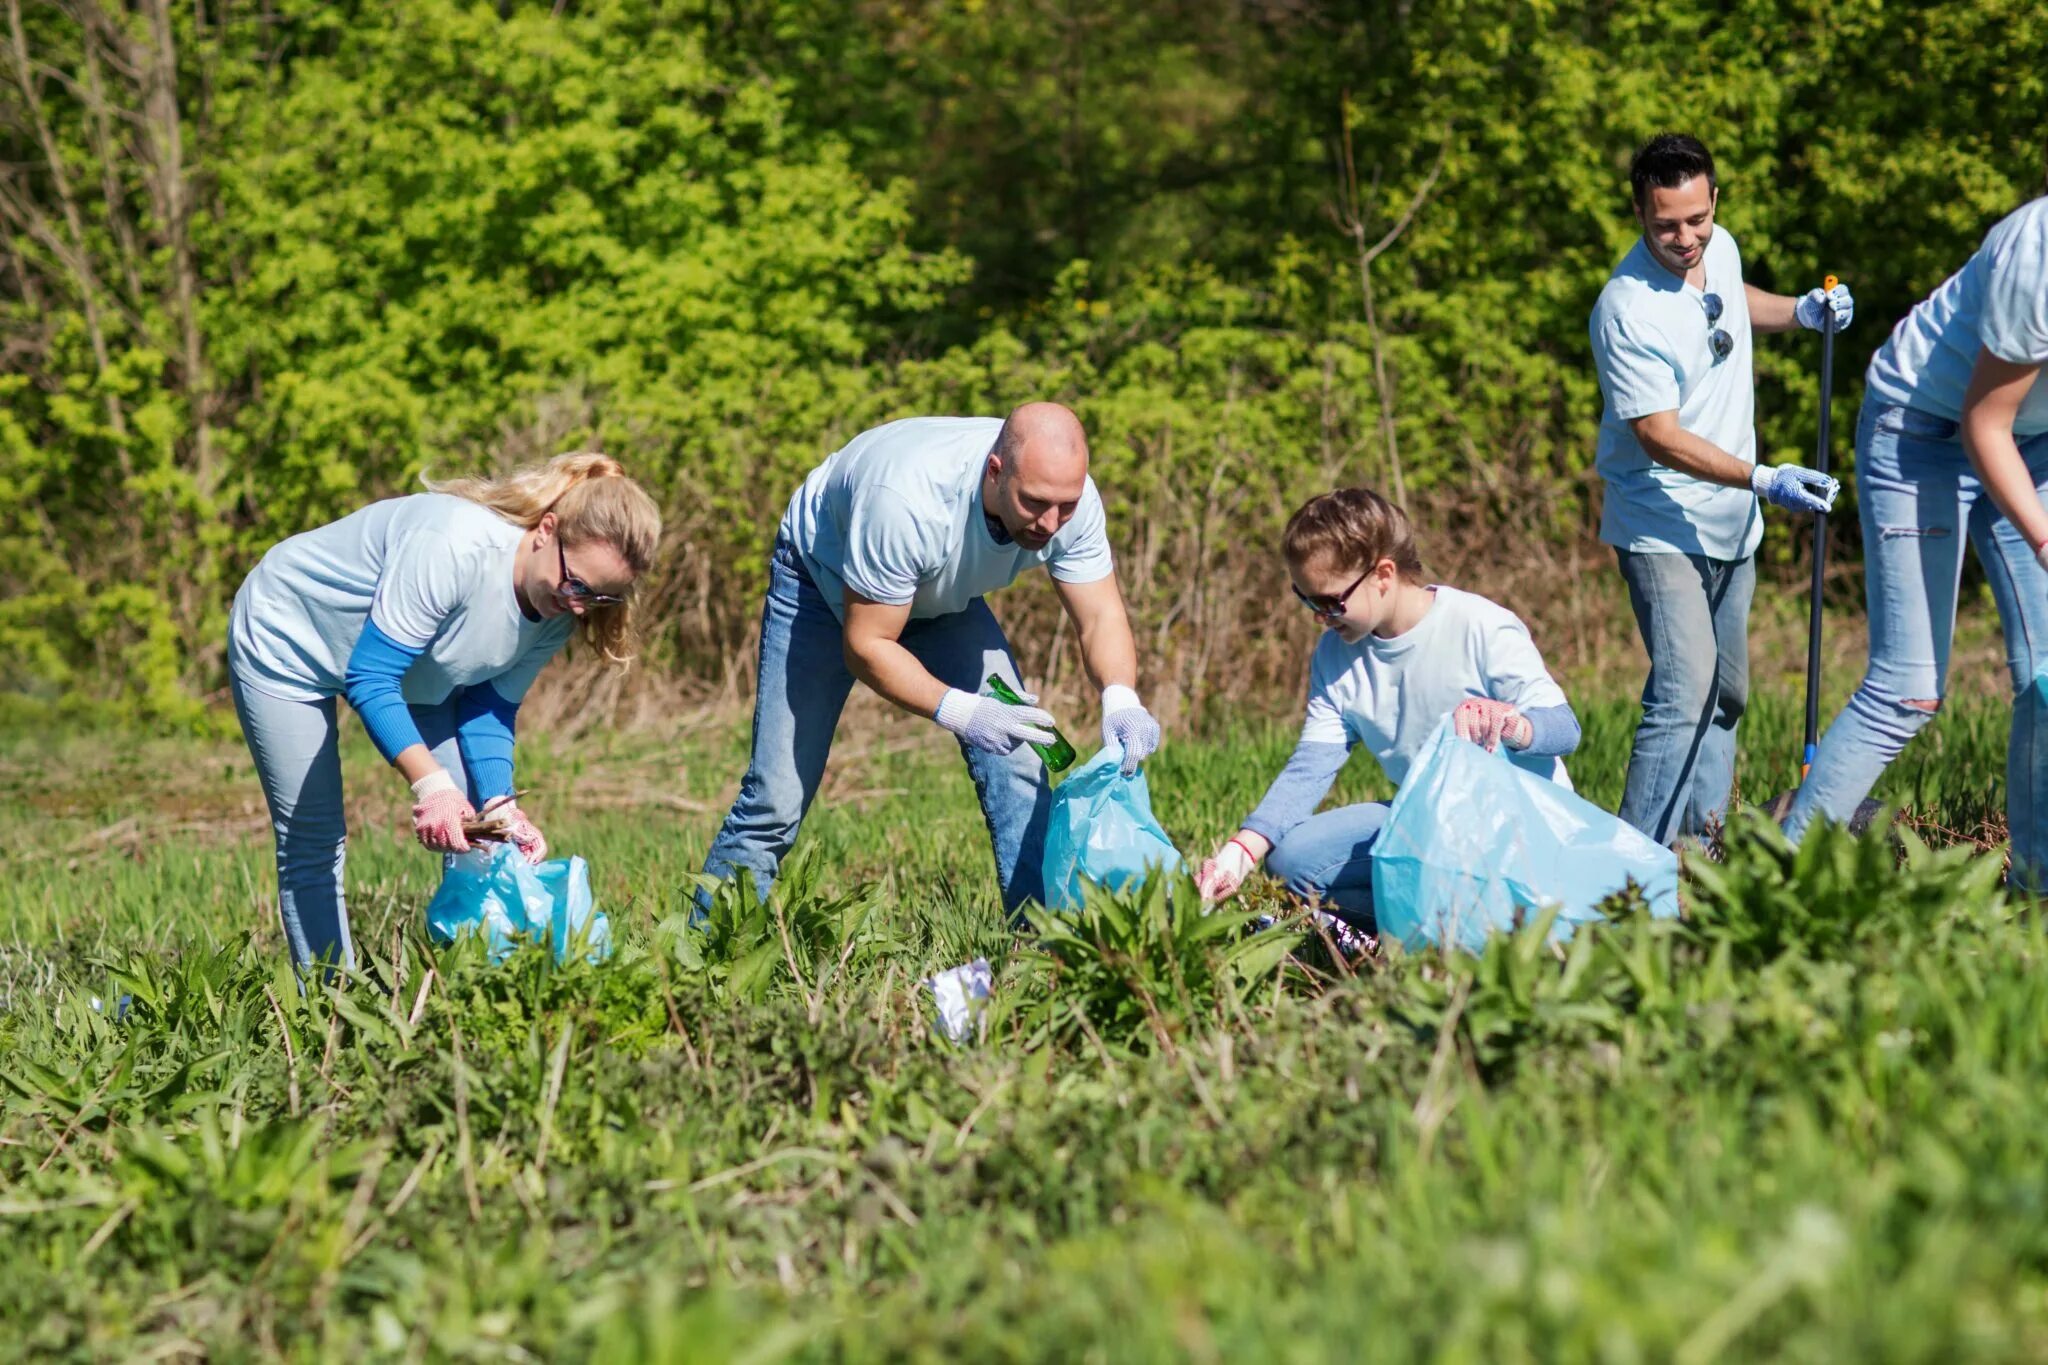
[1195,488,1582,931]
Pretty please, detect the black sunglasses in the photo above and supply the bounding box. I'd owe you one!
[557,538,625,607]
[1292,564,1375,620]
[1701,292,1734,364]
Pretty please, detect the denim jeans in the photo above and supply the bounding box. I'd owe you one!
[1263,802,1392,932]
[701,537,1051,915]
[231,670,479,974]
[1614,548,1757,846]
[1787,399,2048,884]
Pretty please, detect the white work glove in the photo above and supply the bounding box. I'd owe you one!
[1100,684,1162,776]
[410,769,474,854]
[935,687,1056,756]
[1451,698,1532,753]
[1750,462,1840,514]
[1795,281,1854,333]
[1195,836,1261,904]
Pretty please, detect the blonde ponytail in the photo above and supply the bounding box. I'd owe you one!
[425,451,663,666]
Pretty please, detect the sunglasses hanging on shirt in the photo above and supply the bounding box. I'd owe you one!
[1700,292,1734,364]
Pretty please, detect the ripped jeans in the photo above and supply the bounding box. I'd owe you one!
[1787,398,2048,883]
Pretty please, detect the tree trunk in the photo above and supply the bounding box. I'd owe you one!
[5,0,129,441]
[140,0,215,498]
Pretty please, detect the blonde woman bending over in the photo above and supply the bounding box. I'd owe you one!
[228,454,661,974]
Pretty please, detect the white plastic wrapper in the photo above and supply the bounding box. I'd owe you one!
[1256,910,1376,959]
[925,958,993,1043]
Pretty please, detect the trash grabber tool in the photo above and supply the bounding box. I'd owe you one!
[1803,273,1838,778]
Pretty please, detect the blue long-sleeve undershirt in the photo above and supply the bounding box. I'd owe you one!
[1240,702,1581,848]
[343,620,427,764]
[342,622,521,798]
[453,683,520,802]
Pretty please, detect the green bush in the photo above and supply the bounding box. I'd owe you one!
[6,0,2045,721]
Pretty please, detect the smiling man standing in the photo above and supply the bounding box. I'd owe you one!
[700,403,1162,916]
[1592,133,1855,847]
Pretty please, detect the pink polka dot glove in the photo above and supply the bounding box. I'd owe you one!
[1451,698,1532,753]
[410,770,474,853]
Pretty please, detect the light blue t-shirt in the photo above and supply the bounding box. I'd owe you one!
[1590,226,1763,561]
[1866,197,2048,434]
[1300,585,1573,789]
[779,416,1115,621]
[229,493,575,706]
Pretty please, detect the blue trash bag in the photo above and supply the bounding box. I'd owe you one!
[425,842,611,964]
[1042,741,1185,911]
[1369,716,1679,954]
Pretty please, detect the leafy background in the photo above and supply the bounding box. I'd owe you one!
[5,0,2045,724]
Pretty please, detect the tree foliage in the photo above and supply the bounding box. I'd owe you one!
[4,0,2044,717]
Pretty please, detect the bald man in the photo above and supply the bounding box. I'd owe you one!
[700,405,1162,916]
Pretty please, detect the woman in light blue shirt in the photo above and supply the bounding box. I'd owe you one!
[1787,197,2048,882]
[228,453,661,973]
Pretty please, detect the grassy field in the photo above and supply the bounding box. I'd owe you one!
[3,686,2043,1361]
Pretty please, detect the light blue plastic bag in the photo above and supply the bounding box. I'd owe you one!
[1043,742,1184,911]
[1370,717,1679,954]
[425,842,612,964]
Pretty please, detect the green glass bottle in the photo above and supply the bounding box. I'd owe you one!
[984,673,1077,773]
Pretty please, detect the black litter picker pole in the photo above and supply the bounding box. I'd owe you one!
[1803,274,1839,778]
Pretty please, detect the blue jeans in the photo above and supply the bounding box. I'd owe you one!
[1787,399,2048,884]
[1614,549,1757,845]
[701,538,1051,915]
[1264,802,1391,932]
[232,670,482,974]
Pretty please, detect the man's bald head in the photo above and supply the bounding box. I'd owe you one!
[993,401,1088,479]
[984,402,1090,550]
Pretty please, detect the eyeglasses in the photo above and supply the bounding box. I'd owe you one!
[556,538,626,607]
[1701,292,1734,364]
[1292,564,1375,620]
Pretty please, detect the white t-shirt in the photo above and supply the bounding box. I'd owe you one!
[229,494,575,706]
[1590,227,1763,561]
[1866,196,2048,434]
[1300,585,1573,788]
[779,416,1115,621]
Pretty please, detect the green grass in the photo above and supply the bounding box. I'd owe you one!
[2,691,2043,1361]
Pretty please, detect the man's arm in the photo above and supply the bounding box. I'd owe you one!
[1053,571,1163,774]
[845,587,1060,757]
[1628,410,1756,488]
[841,591,947,717]
[1050,573,1138,691]
[1745,283,1801,334]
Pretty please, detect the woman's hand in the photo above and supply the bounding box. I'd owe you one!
[410,769,474,853]
[472,794,548,864]
[502,804,548,864]
[1452,698,1531,752]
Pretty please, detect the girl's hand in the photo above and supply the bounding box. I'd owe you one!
[1196,836,1262,903]
[1452,698,1530,753]
[410,770,475,853]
